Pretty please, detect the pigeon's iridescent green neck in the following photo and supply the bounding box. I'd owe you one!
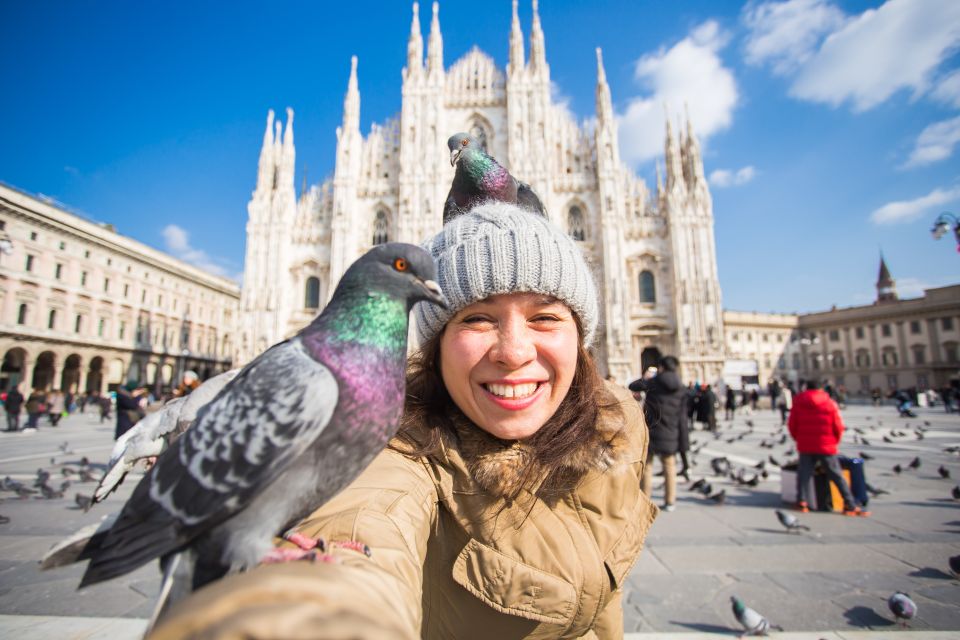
[463,148,495,181]
[324,292,408,352]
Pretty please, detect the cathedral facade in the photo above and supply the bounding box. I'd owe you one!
[239,1,726,384]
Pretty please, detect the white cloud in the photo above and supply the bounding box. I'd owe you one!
[617,20,739,166]
[742,0,848,74]
[709,166,756,187]
[931,68,960,107]
[162,224,234,279]
[902,115,960,168]
[869,185,960,224]
[788,0,960,112]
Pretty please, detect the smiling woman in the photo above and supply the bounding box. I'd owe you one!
[151,202,656,640]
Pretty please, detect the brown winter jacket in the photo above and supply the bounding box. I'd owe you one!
[150,382,656,640]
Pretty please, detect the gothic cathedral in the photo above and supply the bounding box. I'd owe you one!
[239,1,726,383]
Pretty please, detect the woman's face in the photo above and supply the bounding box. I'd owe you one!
[439,292,579,440]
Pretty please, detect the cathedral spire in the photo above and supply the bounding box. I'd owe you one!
[529,0,547,76]
[255,109,275,195]
[595,47,613,126]
[509,0,525,74]
[876,252,898,303]
[426,1,443,76]
[407,2,423,75]
[342,55,360,134]
[683,104,706,188]
[664,107,684,191]
[278,107,295,192]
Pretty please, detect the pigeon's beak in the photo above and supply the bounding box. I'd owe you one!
[419,279,448,308]
[450,148,461,167]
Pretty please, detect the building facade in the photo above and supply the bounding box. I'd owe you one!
[238,0,726,383]
[0,184,239,396]
[721,258,960,395]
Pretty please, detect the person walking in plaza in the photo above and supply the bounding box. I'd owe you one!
[768,378,780,413]
[776,383,793,427]
[630,355,686,512]
[149,202,656,639]
[4,385,24,432]
[696,383,718,433]
[788,379,868,516]
[725,385,736,420]
[24,388,47,430]
[47,390,66,426]
[749,388,759,412]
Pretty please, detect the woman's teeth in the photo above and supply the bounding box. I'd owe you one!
[484,382,539,399]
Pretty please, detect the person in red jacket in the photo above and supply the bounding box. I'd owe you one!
[788,379,869,516]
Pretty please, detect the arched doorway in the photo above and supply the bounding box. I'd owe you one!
[32,351,56,390]
[86,357,104,394]
[61,354,82,393]
[1,348,28,391]
[641,347,662,374]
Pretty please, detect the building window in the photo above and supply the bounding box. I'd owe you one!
[30,231,37,241]
[886,374,898,389]
[305,277,321,309]
[763,333,769,342]
[911,345,925,365]
[792,353,801,369]
[855,326,864,339]
[74,314,83,333]
[943,342,958,364]
[943,317,954,331]
[639,270,656,303]
[84,250,90,258]
[119,321,126,340]
[372,210,389,245]
[811,353,821,370]
[107,258,112,266]
[881,324,891,337]
[48,309,56,329]
[158,294,163,307]
[829,330,839,341]
[103,277,110,292]
[124,283,129,297]
[881,349,898,367]
[58,241,65,250]
[860,375,870,391]
[141,290,147,303]
[855,350,871,367]
[777,356,786,369]
[98,318,105,337]
[568,206,586,241]
[832,351,845,369]
[909,321,921,335]
[17,303,28,325]
[81,271,87,286]
[54,263,63,279]
[25,254,34,272]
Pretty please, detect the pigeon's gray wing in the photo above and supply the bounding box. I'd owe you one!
[443,188,464,224]
[80,339,338,586]
[739,606,766,633]
[516,181,546,217]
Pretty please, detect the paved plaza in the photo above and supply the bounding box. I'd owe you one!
[0,401,957,638]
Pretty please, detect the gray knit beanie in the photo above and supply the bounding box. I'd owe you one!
[415,201,599,347]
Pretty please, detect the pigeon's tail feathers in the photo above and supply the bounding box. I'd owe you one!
[145,550,194,636]
[79,517,181,588]
[40,513,118,570]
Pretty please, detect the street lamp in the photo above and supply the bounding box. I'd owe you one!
[930,211,960,252]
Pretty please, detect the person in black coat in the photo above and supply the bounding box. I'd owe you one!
[114,381,145,440]
[629,355,688,511]
[4,385,24,432]
[696,384,718,432]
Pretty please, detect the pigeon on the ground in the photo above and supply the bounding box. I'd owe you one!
[866,482,889,497]
[0,515,9,525]
[690,478,706,492]
[75,493,93,511]
[883,435,893,443]
[938,466,950,479]
[949,554,960,578]
[78,244,447,622]
[952,485,960,500]
[35,469,50,487]
[92,368,241,504]
[888,591,917,626]
[859,451,874,461]
[731,595,781,636]
[908,457,921,470]
[776,510,809,533]
[768,455,781,467]
[861,437,871,446]
[443,133,545,222]
[893,464,902,474]
[708,489,727,504]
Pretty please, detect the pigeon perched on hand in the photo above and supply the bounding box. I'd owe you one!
[92,368,240,504]
[731,595,781,636]
[775,510,809,533]
[78,244,447,621]
[443,133,545,222]
[888,591,917,626]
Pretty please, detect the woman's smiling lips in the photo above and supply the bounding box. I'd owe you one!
[479,379,548,411]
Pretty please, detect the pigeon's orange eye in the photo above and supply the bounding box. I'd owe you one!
[461,138,469,146]
[393,258,408,272]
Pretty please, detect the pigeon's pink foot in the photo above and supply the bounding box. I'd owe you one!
[260,547,338,565]
[283,531,320,551]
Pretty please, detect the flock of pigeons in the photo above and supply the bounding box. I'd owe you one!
[668,407,960,635]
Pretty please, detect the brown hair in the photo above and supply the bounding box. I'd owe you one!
[395,314,623,500]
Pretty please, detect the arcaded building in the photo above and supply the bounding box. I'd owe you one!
[0,184,239,395]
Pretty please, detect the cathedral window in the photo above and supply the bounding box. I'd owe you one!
[17,303,28,325]
[639,270,656,304]
[470,123,488,152]
[372,210,389,245]
[305,277,321,310]
[567,206,586,241]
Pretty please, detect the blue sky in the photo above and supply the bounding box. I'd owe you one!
[1,0,958,313]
